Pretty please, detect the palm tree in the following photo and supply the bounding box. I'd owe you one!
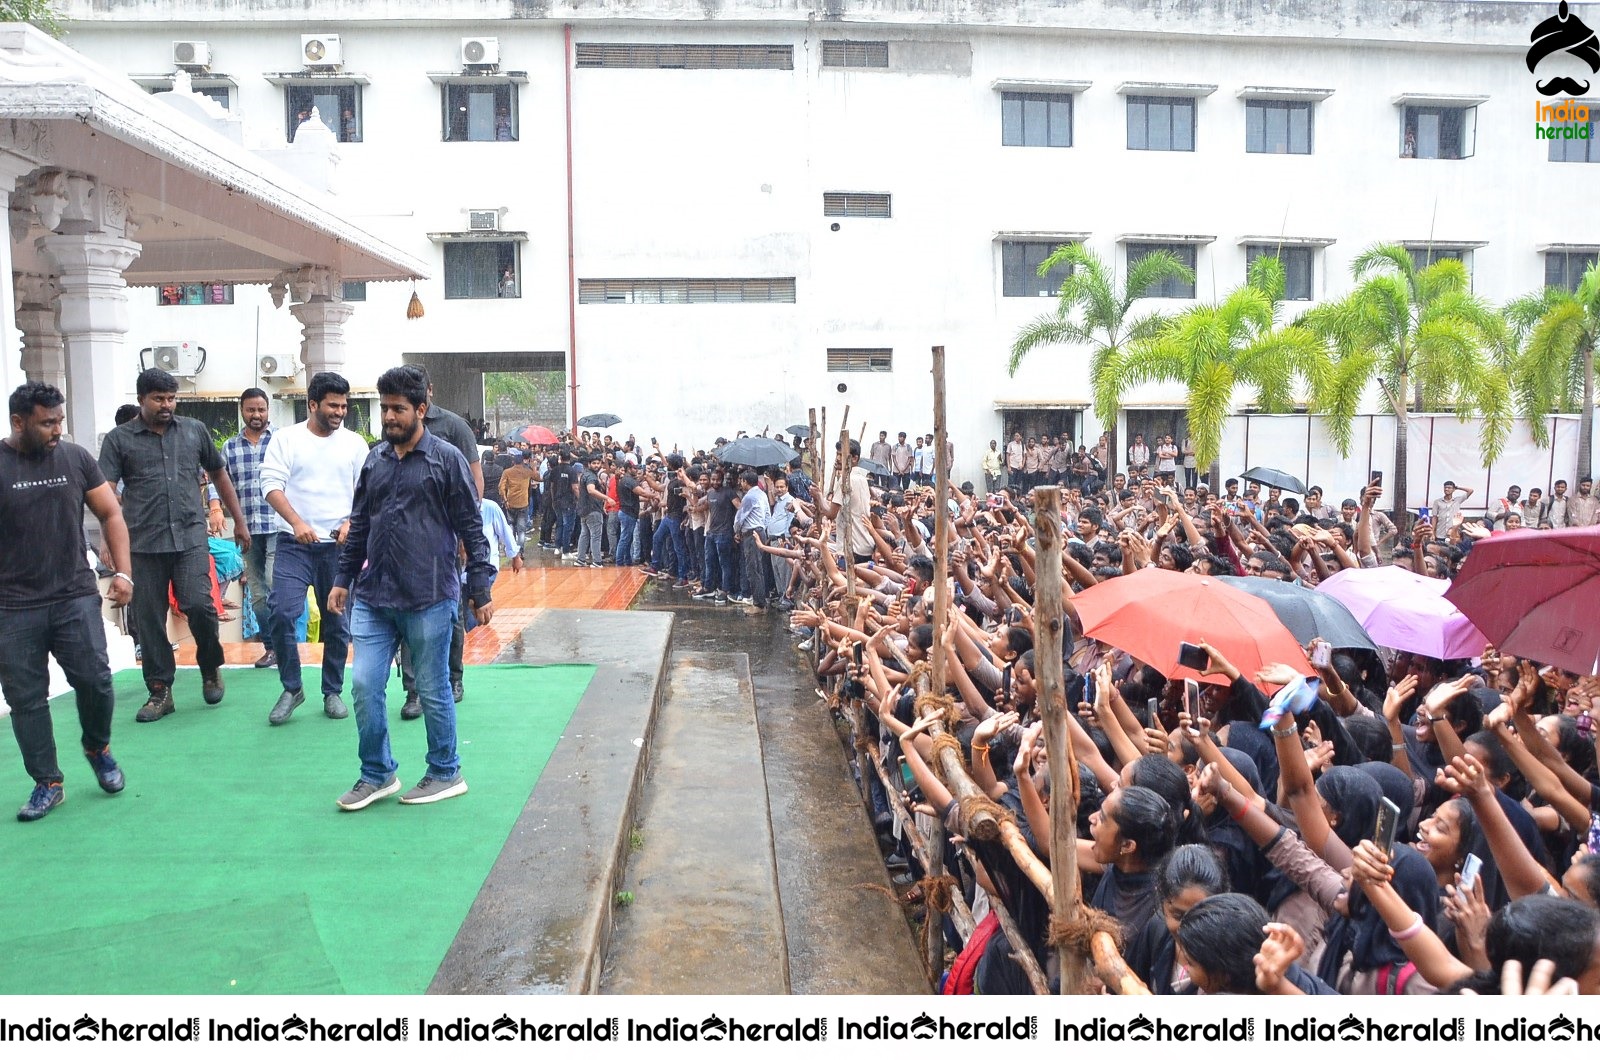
[1301,243,1510,520]
[1008,243,1192,476]
[1505,260,1599,480]
[1094,255,1328,480]
[482,371,560,436]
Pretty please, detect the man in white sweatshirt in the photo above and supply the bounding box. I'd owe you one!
[258,372,371,725]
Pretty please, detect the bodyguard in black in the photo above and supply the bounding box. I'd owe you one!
[0,383,133,821]
[98,368,250,721]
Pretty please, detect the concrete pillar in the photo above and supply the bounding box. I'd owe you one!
[13,272,63,391]
[0,153,41,403]
[289,297,354,377]
[38,231,141,445]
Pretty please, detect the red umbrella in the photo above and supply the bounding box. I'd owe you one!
[508,424,559,446]
[1071,567,1314,687]
[1445,526,1600,674]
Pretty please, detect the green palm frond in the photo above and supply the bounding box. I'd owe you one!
[1187,361,1237,468]
[1009,313,1094,376]
[1124,249,1195,305]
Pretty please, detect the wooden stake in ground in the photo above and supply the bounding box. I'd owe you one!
[1033,485,1088,993]
[838,420,856,601]
[930,347,950,696]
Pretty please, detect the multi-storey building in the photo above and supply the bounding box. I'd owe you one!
[54,1,1600,483]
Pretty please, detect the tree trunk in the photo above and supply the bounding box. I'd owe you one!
[1580,343,1595,482]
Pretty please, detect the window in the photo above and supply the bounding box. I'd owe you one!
[823,192,891,218]
[144,82,230,108]
[826,348,893,372]
[444,241,519,299]
[1245,100,1312,154]
[1245,245,1315,300]
[1401,105,1474,159]
[1545,250,1598,291]
[175,400,240,435]
[1548,120,1598,163]
[287,83,361,142]
[1126,243,1197,298]
[443,82,517,141]
[1001,92,1072,147]
[157,283,233,306]
[1001,242,1074,297]
[578,278,797,304]
[341,281,367,302]
[1127,96,1195,151]
[820,41,888,69]
[574,43,793,69]
[1405,245,1466,269]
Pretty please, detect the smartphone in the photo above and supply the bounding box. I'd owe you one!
[1177,641,1209,671]
[1083,672,1096,707]
[1183,679,1201,734]
[1370,471,1384,486]
[1418,506,1430,521]
[1374,796,1401,859]
[1458,853,1483,893]
[1311,642,1333,668]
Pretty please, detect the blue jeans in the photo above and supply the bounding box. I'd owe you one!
[244,533,277,644]
[270,536,350,695]
[557,509,577,552]
[616,511,638,566]
[350,598,458,785]
[651,515,685,576]
[703,531,735,594]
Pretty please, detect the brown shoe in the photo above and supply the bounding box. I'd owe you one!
[254,648,278,669]
[136,685,175,722]
[201,669,225,705]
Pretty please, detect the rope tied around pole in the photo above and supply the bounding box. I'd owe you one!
[916,691,961,731]
[1046,905,1123,957]
[957,792,1013,840]
[927,732,966,784]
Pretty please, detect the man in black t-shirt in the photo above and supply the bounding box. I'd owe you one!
[575,452,606,566]
[616,460,643,566]
[0,384,134,821]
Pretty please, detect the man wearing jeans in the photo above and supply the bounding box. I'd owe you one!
[258,372,368,726]
[1,383,133,821]
[328,366,493,811]
[99,368,250,722]
[615,457,643,566]
[696,468,737,602]
[221,388,276,669]
[733,469,771,613]
[574,451,606,566]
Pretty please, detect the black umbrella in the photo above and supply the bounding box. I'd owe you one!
[1217,576,1378,651]
[856,457,891,477]
[715,436,799,468]
[786,424,811,439]
[577,413,621,429]
[1240,466,1307,495]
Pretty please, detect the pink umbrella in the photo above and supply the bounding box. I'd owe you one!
[1316,566,1487,661]
[1445,526,1600,675]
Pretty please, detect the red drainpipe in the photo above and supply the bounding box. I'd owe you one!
[564,22,579,429]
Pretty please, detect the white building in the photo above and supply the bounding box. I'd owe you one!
[49,0,1600,486]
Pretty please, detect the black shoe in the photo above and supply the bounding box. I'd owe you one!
[201,669,225,705]
[873,811,894,831]
[268,688,304,726]
[85,747,125,794]
[135,685,174,723]
[885,853,909,871]
[254,648,278,669]
[890,872,915,887]
[400,692,422,720]
[451,679,464,704]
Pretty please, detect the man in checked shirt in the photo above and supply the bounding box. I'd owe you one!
[221,388,276,669]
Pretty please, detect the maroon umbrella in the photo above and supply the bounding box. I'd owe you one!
[508,424,559,446]
[1445,526,1600,674]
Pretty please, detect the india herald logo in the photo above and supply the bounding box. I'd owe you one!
[1528,2,1599,96]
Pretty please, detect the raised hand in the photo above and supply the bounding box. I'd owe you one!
[1254,922,1306,994]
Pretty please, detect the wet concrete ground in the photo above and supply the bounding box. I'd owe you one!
[630,579,928,994]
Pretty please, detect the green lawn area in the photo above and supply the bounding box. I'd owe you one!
[0,663,593,994]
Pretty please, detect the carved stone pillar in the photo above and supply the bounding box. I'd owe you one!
[289,297,355,377]
[38,232,141,444]
[13,272,63,391]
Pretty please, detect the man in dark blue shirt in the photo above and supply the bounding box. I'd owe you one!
[327,366,494,811]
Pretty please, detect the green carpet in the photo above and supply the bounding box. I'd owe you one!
[0,663,594,994]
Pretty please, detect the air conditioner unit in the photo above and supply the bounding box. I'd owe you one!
[468,209,500,231]
[301,34,343,68]
[258,355,297,380]
[461,36,499,67]
[172,40,211,69]
[141,341,206,377]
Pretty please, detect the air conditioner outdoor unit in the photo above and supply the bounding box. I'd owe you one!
[258,355,297,380]
[172,41,211,69]
[461,36,499,67]
[141,341,206,378]
[468,209,500,231]
[302,34,343,68]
